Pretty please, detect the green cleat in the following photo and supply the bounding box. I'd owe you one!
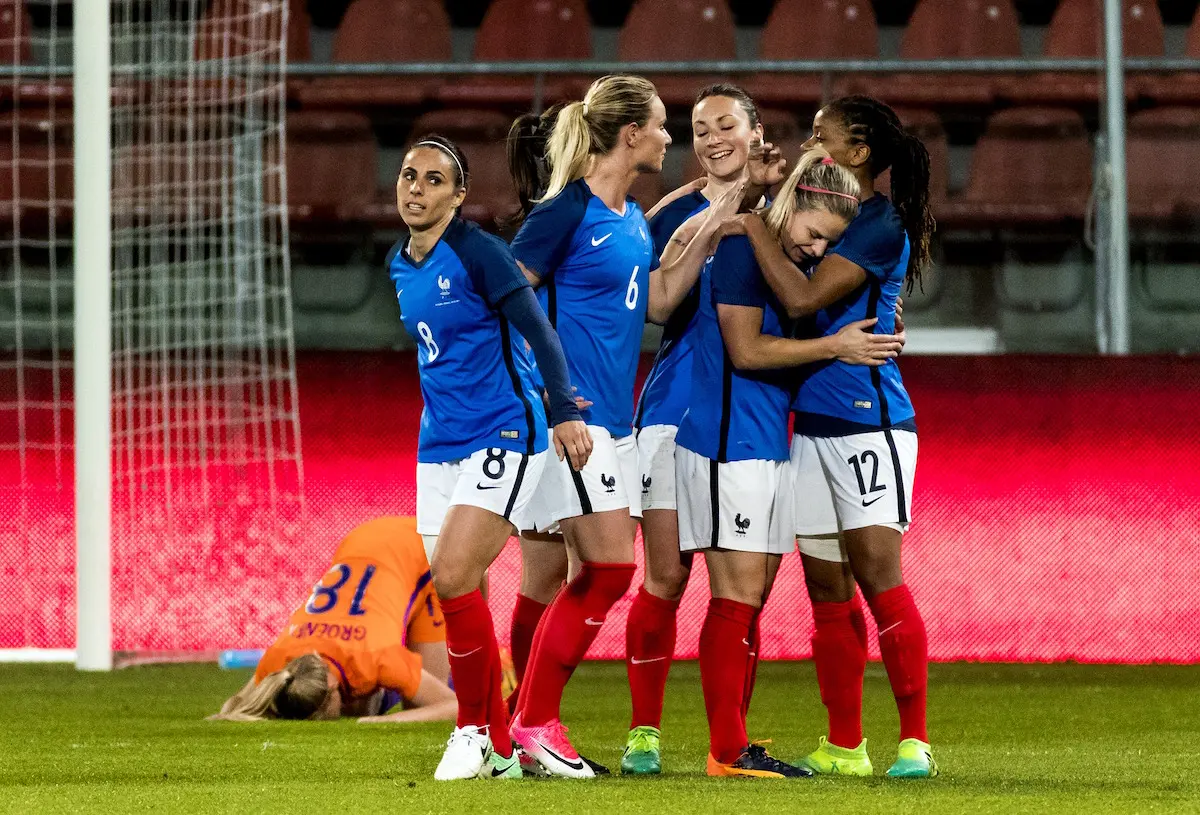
[620,725,662,775]
[482,748,523,779]
[886,738,938,779]
[799,736,873,777]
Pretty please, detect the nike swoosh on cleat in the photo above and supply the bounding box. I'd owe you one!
[861,495,884,507]
[448,646,482,658]
[584,617,605,626]
[491,757,518,777]
[590,233,612,247]
[477,482,504,490]
[535,740,586,772]
[629,656,665,665]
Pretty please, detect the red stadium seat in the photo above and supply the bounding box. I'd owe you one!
[858,0,1021,107]
[438,0,593,107]
[286,111,375,237]
[750,0,878,107]
[1141,6,1200,104]
[0,0,30,64]
[1002,0,1162,105]
[1126,107,1200,224]
[195,0,310,62]
[0,113,73,235]
[618,0,738,106]
[941,107,1091,227]
[360,110,519,232]
[299,0,450,109]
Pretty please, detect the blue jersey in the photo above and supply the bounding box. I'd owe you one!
[511,179,658,438]
[793,194,916,436]
[388,217,547,463]
[676,236,792,463]
[634,191,709,430]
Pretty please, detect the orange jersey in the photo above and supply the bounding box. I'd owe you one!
[255,517,444,700]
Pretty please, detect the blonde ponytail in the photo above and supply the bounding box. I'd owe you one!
[535,74,659,203]
[764,148,861,240]
[540,101,593,202]
[208,652,332,722]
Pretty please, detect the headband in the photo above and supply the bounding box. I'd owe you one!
[414,140,466,187]
[795,183,860,203]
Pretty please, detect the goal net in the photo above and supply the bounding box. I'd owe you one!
[0,0,302,660]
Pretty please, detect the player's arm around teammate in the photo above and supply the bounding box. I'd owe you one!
[676,148,897,780]
[622,84,771,775]
[387,136,589,781]
[731,97,939,778]
[504,75,675,778]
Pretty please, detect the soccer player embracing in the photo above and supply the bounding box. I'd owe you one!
[678,148,900,778]
[387,135,591,781]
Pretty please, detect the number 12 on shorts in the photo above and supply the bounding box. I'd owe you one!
[847,450,887,497]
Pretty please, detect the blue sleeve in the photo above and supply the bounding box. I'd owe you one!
[712,236,767,310]
[383,239,404,272]
[497,286,580,426]
[830,208,906,282]
[459,231,530,308]
[509,188,588,282]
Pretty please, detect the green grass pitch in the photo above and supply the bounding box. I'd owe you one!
[5,661,1199,813]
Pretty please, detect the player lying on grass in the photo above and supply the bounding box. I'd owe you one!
[210,517,457,724]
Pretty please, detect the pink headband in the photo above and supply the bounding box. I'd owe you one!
[795,183,859,203]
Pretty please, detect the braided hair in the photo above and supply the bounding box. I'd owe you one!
[824,95,935,291]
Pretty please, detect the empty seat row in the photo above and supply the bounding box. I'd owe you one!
[2,105,1198,238]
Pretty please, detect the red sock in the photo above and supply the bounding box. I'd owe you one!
[625,586,680,730]
[867,584,929,743]
[699,597,756,764]
[811,596,868,748]
[505,593,549,718]
[741,613,761,719]
[441,590,497,730]
[517,561,635,727]
[485,633,513,758]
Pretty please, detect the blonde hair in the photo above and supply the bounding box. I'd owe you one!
[763,148,861,240]
[539,74,658,202]
[209,653,332,722]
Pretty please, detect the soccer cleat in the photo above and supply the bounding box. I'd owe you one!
[515,745,549,777]
[799,736,873,777]
[706,744,813,778]
[620,725,662,775]
[434,725,490,781]
[481,747,522,780]
[886,738,938,779]
[499,646,518,699]
[510,713,595,779]
[582,754,611,776]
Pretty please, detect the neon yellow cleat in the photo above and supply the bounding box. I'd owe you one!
[886,738,938,779]
[799,736,873,777]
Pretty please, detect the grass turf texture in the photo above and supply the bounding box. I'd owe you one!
[5,662,1199,814]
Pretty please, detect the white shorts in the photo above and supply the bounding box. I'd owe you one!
[792,430,917,561]
[531,426,640,528]
[415,448,549,536]
[675,446,793,555]
[636,424,678,512]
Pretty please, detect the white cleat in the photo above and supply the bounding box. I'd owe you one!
[434,725,491,781]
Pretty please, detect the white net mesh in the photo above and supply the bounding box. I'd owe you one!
[0,0,302,654]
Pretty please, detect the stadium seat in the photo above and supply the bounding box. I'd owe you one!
[299,0,450,109]
[1140,6,1200,104]
[1126,107,1200,225]
[286,111,375,239]
[359,110,519,233]
[0,113,73,236]
[1002,0,1163,105]
[749,0,879,106]
[0,0,30,64]
[618,0,738,106]
[438,0,593,107]
[857,0,1021,107]
[195,0,310,63]
[941,107,1091,228]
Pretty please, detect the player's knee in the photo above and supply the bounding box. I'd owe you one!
[804,573,853,604]
[430,551,481,600]
[850,557,902,600]
[645,560,689,602]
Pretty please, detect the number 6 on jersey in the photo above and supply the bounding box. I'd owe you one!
[625,265,640,310]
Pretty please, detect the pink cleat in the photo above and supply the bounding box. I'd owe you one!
[509,713,595,779]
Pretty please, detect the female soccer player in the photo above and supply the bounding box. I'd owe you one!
[677,149,900,778]
[622,82,775,776]
[388,134,590,781]
[720,95,938,779]
[505,74,729,778]
[210,517,456,724]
